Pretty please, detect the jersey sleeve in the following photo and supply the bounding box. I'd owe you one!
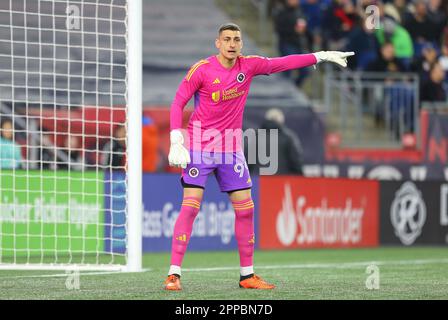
[244,54,317,76]
[170,60,207,130]
[268,54,317,74]
[243,55,273,76]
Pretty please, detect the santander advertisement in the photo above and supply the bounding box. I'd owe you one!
[259,177,379,249]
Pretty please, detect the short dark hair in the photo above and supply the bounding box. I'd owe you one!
[218,23,241,35]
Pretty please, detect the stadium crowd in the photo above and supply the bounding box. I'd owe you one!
[272,0,448,103]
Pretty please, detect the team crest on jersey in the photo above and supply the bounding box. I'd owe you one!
[188,167,200,178]
[212,91,220,102]
[237,72,245,83]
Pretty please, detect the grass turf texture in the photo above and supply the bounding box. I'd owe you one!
[0,247,447,300]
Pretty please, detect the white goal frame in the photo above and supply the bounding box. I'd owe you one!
[0,0,142,272]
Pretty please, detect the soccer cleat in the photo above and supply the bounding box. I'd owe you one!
[239,274,275,290]
[164,274,182,291]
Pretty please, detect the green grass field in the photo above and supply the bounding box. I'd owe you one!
[0,247,447,300]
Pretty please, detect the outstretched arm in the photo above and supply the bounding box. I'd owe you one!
[248,51,355,76]
[269,51,355,73]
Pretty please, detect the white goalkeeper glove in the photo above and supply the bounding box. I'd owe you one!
[168,129,190,169]
[313,51,355,68]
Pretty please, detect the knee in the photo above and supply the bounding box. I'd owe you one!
[235,209,253,219]
[232,198,254,219]
[182,205,201,219]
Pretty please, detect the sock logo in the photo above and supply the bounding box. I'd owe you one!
[176,234,187,242]
[248,235,255,244]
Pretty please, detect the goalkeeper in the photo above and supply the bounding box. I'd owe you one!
[165,23,354,290]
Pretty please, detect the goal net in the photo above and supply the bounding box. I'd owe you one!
[0,0,142,271]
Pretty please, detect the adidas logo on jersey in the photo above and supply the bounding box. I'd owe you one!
[213,78,221,84]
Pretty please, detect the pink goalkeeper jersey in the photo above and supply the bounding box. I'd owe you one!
[170,54,317,152]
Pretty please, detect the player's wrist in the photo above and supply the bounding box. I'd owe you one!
[170,129,184,145]
[313,51,326,64]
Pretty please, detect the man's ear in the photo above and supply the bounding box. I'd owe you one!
[215,38,220,49]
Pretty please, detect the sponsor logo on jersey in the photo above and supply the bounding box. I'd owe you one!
[213,78,221,84]
[222,87,245,101]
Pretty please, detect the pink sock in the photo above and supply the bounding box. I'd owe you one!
[232,198,255,268]
[170,196,201,267]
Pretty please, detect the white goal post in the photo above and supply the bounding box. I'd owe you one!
[0,0,142,272]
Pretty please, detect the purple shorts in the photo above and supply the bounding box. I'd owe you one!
[181,151,252,192]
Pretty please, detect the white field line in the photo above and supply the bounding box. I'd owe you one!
[183,258,448,272]
[0,268,152,279]
[2,258,448,279]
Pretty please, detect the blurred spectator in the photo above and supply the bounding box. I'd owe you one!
[346,16,379,70]
[273,0,313,86]
[404,0,439,54]
[438,44,448,73]
[410,43,439,82]
[101,124,126,170]
[300,0,327,49]
[38,133,57,170]
[420,62,447,102]
[385,0,409,24]
[375,16,414,65]
[366,42,406,72]
[142,115,159,172]
[260,108,304,175]
[0,118,22,169]
[427,0,447,42]
[321,0,357,51]
[366,42,409,131]
[58,135,84,171]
